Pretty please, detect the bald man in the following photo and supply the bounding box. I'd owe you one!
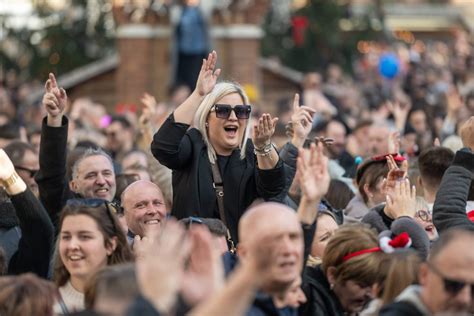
[237,202,305,315]
[121,180,167,243]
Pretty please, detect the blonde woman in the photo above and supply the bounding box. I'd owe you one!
[151,51,285,243]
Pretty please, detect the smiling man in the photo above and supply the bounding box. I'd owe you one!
[69,148,116,202]
[121,180,167,244]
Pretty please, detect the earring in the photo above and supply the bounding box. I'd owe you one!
[330,283,335,290]
[205,122,209,128]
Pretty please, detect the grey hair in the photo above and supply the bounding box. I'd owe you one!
[194,82,252,164]
[71,147,115,180]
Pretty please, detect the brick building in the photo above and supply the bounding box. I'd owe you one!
[33,0,301,117]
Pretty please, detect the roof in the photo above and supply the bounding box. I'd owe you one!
[25,54,303,106]
[25,54,119,106]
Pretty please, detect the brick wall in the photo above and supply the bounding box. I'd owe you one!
[67,70,117,110]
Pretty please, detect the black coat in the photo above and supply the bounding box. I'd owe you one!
[379,301,424,316]
[433,149,474,232]
[299,265,345,316]
[0,189,54,277]
[35,116,71,227]
[151,114,286,242]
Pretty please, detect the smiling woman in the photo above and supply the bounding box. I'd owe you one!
[52,199,133,314]
[151,51,286,243]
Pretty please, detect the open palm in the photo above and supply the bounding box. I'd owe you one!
[195,51,221,96]
[297,142,330,203]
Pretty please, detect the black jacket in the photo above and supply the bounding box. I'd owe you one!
[361,204,430,259]
[1,189,54,277]
[379,301,424,316]
[151,114,286,242]
[300,265,345,316]
[433,149,474,232]
[35,116,71,227]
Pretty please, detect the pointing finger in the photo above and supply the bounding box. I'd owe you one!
[49,73,58,89]
[293,93,300,111]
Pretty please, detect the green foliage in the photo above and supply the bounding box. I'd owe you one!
[1,0,114,81]
[262,0,378,73]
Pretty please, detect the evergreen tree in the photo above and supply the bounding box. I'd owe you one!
[1,0,115,80]
[262,0,379,73]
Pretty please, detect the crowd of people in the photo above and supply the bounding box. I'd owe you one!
[0,38,473,316]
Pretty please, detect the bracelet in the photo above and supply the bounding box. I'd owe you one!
[254,143,275,158]
[3,172,19,187]
[254,142,272,154]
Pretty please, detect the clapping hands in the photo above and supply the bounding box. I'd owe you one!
[252,113,278,149]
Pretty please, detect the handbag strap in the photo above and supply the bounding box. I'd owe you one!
[58,292,70,315]
[210,162,227,226]
[210,161,236,253]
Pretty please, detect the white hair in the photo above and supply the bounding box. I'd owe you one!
[194,82,252,164]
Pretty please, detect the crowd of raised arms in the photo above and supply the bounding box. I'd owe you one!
[0,46,473,316]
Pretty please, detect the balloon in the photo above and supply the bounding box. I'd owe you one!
[378,53,400,79]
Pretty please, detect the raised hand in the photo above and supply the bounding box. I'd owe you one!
[181,225,224,306]
[139,92,159,126]
[388,130,401,154]
[288,93,315,147]
[252,113,278,149]
[385,178,417,219]
[460,116,474,151]
[387,99,411,131]
[135,219,191,313]
[382,154,408,194]
[0,149,15,182]
[195,51,221,97]
[43,73,67,127]
[0,149,27,194]
[297,142,330,204]
[446,88,464,119]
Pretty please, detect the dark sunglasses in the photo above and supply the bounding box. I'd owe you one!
[181,216,204,229]
[427,261,474,296]
[66,198,121,227]
[14,166,39,178]
[415,210,432,222]
[212,104,251,119]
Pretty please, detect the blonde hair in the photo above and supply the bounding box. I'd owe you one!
[415,196,429,212]
[194,82,252,164]
[381,251,421,305]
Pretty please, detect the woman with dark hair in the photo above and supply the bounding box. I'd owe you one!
[300,224,389,316]
[307,210,339,267]
[151,51,285,242]
[53,199,133,314]
[344,155,395,220]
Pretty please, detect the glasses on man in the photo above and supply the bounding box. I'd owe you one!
[211,104,251,120]
[427,261,474,296]
[14,166,39,178]
[415,210,432,222]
